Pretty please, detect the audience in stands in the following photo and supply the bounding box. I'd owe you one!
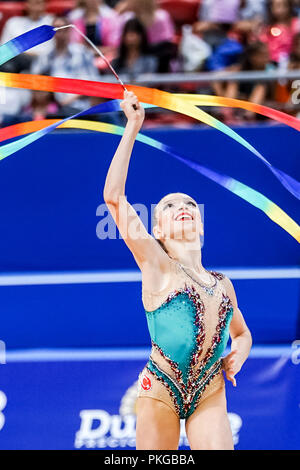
[68,0,117,47]
[290,31,300,65]
[1,0,54,57]
[239,0,266,20]
[22,90,59,121]
[219,41,275,123]
[0,88,32,127]
[1,0,300,125]
[106,0,177,72]
[31,16,100,113]
[257,0,300,64]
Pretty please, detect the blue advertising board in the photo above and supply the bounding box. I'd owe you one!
[0,347,299,450]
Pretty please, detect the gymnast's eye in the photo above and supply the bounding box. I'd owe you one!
[187,201,197,207]
[163,203,173,210]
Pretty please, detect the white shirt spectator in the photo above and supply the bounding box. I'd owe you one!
[200,0,266,23]
[240,0,266,20]
[31,43,100,111]
[0,13,54,56]
[200,0,240,23]
[0,88,32,123]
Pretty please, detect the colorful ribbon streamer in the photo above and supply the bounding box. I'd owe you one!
[0,100,121,159]
[0,116,300,243]
[0,25,55,66]
[0,25,299,242]
[175,94,300,131]
[1,71,299,200]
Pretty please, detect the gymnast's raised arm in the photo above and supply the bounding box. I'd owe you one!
[103,91,170,275]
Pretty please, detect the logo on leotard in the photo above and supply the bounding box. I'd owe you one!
[141,375,152,391]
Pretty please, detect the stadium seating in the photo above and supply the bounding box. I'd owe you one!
[0,1,200,36]
[0,1,75,35]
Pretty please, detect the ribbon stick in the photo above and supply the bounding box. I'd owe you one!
[0,117,299,243]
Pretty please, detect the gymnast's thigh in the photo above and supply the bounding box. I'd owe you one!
[136,397,180,450]
[185,375,234,450]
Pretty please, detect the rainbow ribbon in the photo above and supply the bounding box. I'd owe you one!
[1,71,299,200]
[0,104,299,243]
[0,26,299,199]
[0,26,299,242]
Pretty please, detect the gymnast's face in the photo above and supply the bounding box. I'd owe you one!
[153,193,203,243]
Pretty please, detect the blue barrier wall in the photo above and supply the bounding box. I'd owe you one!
[1,277,299,348]
[0,349,299,450]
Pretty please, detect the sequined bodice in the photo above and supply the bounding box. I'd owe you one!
[141,258,233,418]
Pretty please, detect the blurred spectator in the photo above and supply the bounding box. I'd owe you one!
[218,42,275,123]
[111,18,158,76]
[290,31,300,64]
[239,0,267,20]
[292,0,300,16]
[106,0,176,72]
[22,91,59,121]
[205,36,243,71]
[68,0,117,47]
[31,17,100,113]
[274,32,300,108]
[180,24,212,72]
[232,1,266,44]
[105,0,120,6]
[195,0,265,46]
[200,0,241,24]
[258,0,300,64]
[0,0,54,57]
[193,0,243,66]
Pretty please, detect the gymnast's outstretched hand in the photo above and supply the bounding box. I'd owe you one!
[120,90,145,132]
[222,350,243,387]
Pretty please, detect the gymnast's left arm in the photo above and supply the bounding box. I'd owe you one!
[221,276,252,387]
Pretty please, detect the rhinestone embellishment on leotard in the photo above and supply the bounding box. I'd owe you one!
[194,292,233,382]
[147,282,206,415]
[142,272,233,419]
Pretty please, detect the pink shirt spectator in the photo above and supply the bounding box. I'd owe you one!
[259,17,300,62]
[23,102,58,120]
[68,4,117,46]
[105,9,175,47]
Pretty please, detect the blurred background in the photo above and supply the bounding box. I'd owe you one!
[0,0,299,450]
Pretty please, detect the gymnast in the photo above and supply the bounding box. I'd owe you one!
[103,90,252,450]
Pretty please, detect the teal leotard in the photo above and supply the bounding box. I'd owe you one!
[138,260,234,419]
